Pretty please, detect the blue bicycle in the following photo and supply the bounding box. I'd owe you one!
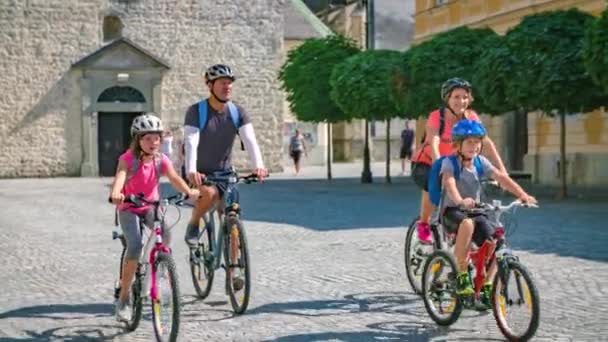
[188,171,261,314]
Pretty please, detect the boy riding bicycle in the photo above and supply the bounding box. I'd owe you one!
[437,120,537,308]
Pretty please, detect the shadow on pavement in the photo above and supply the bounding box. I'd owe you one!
[497,199,608,262]
[162,178,419,231]
[248,291,450,319]
[0,324,127,342]
[161,178,608,262]
[0,303,113,321]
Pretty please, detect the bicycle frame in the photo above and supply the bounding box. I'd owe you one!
[200,207,237,271]
[195,173,255,271]
[148,219,171,302]
[115,194,183,302]
[468,233,499,297]
[463,200,535,298]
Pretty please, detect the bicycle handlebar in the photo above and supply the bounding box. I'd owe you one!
[461,199,538,214]
[202,173,267,186]
[108,192,188,208]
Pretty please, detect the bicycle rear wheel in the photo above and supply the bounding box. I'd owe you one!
[151,252,180,342]
[114,243,127,301]
[492,259,540,341]
[224,217,251,314]
[190,214,215,299]
[404,217,424,294]
[124,268,143,331]
[404,217,442,295]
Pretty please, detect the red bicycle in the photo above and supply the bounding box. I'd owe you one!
[421,200,540,342]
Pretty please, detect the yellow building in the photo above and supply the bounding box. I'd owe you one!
[413,0,608,187]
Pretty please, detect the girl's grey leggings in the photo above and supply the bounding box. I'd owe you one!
[119,209,171,260]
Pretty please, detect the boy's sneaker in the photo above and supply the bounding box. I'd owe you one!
[456,272,474,296]
[416,222,433,244]
[478,282,493,311]
[115,300,132,322]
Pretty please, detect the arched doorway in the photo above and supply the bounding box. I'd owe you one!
[72,37,170,176]
[97,86,146,176]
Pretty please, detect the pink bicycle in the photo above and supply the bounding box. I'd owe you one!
[111,193,183,342]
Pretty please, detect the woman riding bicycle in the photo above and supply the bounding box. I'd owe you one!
[109,113,199,322]
[411,78,507,245]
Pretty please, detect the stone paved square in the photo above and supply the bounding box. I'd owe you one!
[0,172,606,341]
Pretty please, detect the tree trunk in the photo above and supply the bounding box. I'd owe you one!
[327,122,332,180]
[361,119,373,183]
[385,119,391,184]
[559,111,567,198]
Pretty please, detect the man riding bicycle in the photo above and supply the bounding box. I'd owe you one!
[183,64,267,246]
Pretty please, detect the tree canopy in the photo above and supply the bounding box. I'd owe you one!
[278,35,360,123]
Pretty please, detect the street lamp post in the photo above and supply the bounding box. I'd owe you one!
[361,0,374,184]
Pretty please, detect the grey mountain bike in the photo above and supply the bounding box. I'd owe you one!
[188,171,261,314]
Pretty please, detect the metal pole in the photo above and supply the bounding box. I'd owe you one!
[361,0,374,183]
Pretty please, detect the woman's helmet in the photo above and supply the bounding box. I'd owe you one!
[204,64,235,82]
[130,113,164,137]
[451,119,486,143]
[441,77,472,103]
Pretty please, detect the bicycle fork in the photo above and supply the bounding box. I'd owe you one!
[149,224,170,302]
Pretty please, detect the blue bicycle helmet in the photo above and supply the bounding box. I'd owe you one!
[452,119,486,143]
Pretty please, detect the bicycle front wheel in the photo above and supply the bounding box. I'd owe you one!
[223,217,251,314]
[151,252,181,342]
[492,259,540,341]
[421,250,463,326]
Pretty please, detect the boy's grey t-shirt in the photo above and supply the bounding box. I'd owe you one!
[184,101,251,174]
[439,155,495,210]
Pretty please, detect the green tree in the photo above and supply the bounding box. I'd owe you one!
[473,42,520,114]
[330,49,409,183]
[504,9,607,198]
[403,26,501,116]
[583,6,608,93]
[279,35,360,179]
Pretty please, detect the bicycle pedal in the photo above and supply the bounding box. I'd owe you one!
[461,295,476,308]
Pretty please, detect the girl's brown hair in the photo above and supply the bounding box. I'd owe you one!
[129,136,144,160]
[129,133,162,160]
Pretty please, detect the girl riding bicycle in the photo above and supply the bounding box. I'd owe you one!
[411,78,507,245]
[439,119,536,307]
[109,113,199,322]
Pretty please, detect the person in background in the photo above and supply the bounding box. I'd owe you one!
[399,120,415,176]
[289,129,307,175]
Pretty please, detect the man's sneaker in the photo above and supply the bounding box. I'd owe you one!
[456,272,474,296]
[477,282,492,311]
[416,222,433,244]
[184,224,199,246]
[115,300,132,322]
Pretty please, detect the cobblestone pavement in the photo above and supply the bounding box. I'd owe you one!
[0,175,606,341]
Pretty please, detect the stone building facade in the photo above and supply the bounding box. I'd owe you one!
[0,0,285,177]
